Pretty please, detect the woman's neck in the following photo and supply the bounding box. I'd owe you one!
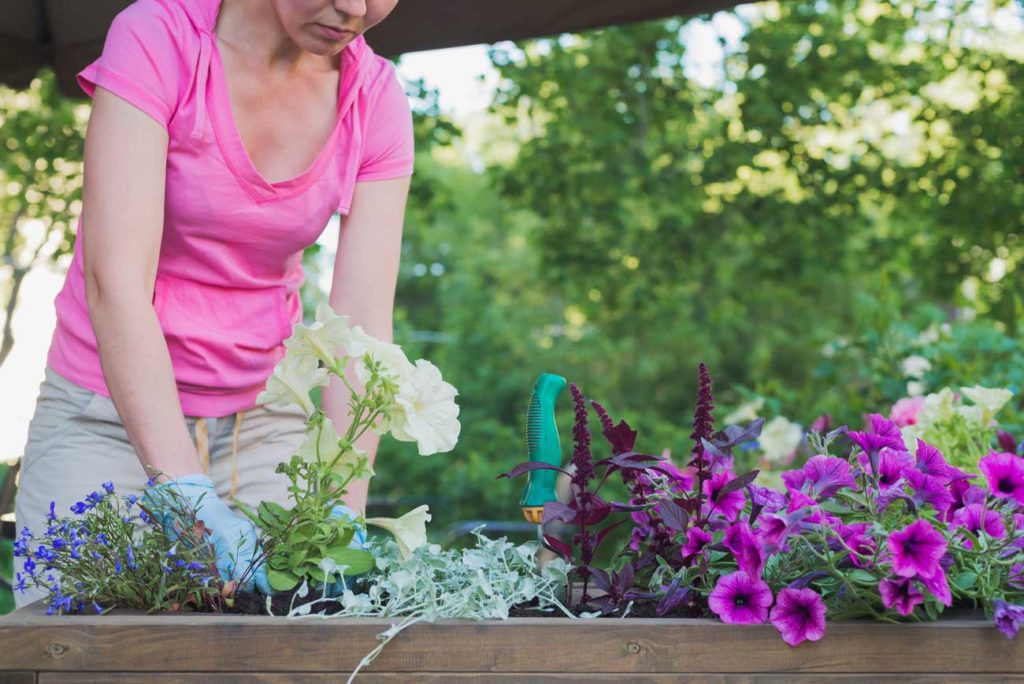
[215,0,330,72]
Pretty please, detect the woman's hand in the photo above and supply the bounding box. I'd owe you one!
[82,87,205,478]
[146,474,272,594]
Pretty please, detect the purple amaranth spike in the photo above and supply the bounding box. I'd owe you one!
[688,363,715,469]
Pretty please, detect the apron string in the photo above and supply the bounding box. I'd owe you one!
[195,418,210,475]
[230,410,244,500]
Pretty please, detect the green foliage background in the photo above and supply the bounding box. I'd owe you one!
[2,0,1023,611]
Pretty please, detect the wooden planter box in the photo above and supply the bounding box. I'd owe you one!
[1,604,1022,682]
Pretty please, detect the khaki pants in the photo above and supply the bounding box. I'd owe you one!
[13,366,308,608]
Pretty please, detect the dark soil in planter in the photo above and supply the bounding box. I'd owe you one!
[507,597,703,619]
[226,575,375,616]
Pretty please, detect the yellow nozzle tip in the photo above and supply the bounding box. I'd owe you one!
[522,507,544,524]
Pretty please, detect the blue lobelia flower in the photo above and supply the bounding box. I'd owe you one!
[102,481,115,494]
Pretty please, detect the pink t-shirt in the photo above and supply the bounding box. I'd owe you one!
[47,0,414,417]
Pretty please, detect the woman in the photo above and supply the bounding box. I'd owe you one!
[14,0,412,605]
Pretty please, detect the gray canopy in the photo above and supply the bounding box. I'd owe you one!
[1,0,747,96]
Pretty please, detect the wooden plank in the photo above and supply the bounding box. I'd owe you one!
[0,673,36,684]
[34,675,1024,684]
[2,610,1021,675]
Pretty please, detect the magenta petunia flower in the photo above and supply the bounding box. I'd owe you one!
[979,452,1024,505]
[918,565,952,607]
[903,468,955,516]
[680,527,713,561]
[703,470,747,521]
[801,456,858,500]
[913,440,961,484]
[708,571,773,625]
[748,484,787,514]
[879,577,925,616]
[998,431,1019,455]
[953,504,1007,548]
[724,522,766,579]
[849,414,907,454]
[993,600,1024,639]
[887,519,947,578]
[836,522,875,568]
[770,588,827,646]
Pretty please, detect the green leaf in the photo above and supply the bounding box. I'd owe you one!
[234,499,262,529]
[268,567,299,592]
[324,546,376,575]
[953,572,977,590]
[258,501,290,527]
[848,569,876,585]
[287,548,309,571]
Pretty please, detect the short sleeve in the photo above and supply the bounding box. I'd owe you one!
[77,0,186,128]
[355,66,415,182]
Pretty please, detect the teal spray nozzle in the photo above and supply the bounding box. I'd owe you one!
[520,373,567,523]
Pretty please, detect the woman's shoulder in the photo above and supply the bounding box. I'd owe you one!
[106,0,208,53]
[356,39,406,107]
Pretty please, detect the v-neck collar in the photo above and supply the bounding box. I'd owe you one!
[198,0,367,203]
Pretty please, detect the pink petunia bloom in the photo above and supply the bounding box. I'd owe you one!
[680,527,713,562]
[724,522,766,579]
[800,456,858,500]
[891,396,926,427]
[702,471,747,521]
[979,452,1024,506]
[918,565,952,607]
[887,519,947,578]
[952,504,1008,548]
[708,571,773,625]
[879,577,925,616]
[770,588,827,646]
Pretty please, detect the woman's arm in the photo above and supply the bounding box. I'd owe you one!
[81,87,204,479]
[323,176,412,513]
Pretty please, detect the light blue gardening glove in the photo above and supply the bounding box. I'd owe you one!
[146,474,272,595]
[323,504,369,597]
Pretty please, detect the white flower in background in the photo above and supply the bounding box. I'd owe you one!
[257,352,328,416]
[901,425,923,456]
[900,355,932,380]
[759,416,803,464]
[914,324,943,346]
[390,359,461,456]
[917,387,958,426]
[956,404,985,427]
[348,325,416,386]
[906,380,926,397]
[723,397,765,425]
[961,385,1014,427]
[365,505,432,561]
[284,303,353,368]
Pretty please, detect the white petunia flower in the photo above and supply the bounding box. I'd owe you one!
[284,303,353,368]
[758,416,803,464]
[256,352,328,416]
[900,355,932,380]
[390,359,461,456]
[365,505,432,561]
[348,325,416,386]
[960,385,1013,426]
[918,387,958,426]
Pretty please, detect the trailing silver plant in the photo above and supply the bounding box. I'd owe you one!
[282,528,573,682]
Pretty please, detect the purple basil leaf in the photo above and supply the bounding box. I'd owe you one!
[594,519,627,552]
[700,438,729,460]
[656,577,691,616]
[542,534,572,561]
[582,504,613,526]
[714,469,760,503]
[588,567,612,592]
[718,418,765,447]
[497,461,570,479]
[542,500,577,525]
[659,500,690,532]
[603,420,637,455]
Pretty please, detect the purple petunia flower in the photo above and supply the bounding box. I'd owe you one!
[859,448,914,490]
[770,588,827,646]
[979,452,1024,506]
[783,456,857,501]
[879,577,925,616]
[747,484,787,514]
[703,470,747,522]
[998,431,1019,455]
[902,469,955,515]
[1010,564,1024,591]
[888,519,947,579]
[919,565,952,607]
[848,414,907,463]
[724,522,766,579]
[993,600,1024,639]
[708,571,773,625]
[834,522,875,568]
[952,504,1007,548]
[681,527,713,562]
[913,440,963,484]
